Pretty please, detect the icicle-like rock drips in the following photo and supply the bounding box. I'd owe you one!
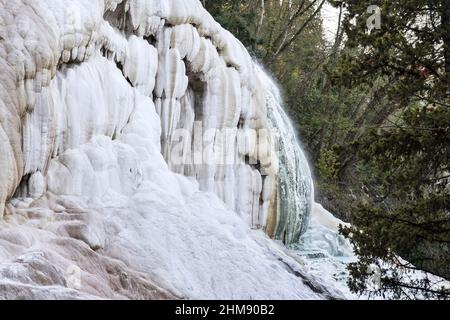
[0,0,328,299]
[0,0,313,244]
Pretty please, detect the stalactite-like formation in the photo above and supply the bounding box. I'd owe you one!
[0,0,312,244]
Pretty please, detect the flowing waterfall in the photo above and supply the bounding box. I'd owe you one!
[265,79,314,245]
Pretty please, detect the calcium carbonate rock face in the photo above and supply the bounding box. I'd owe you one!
[0,0,313,244]
[0,0,321,300]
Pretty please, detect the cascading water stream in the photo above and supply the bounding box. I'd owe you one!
[262,71,314,245]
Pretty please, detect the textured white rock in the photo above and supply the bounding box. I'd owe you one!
[123,35,158,96]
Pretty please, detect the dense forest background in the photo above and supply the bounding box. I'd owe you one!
[202,0,449,299]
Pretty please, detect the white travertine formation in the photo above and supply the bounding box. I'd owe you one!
[0,0,324,299]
